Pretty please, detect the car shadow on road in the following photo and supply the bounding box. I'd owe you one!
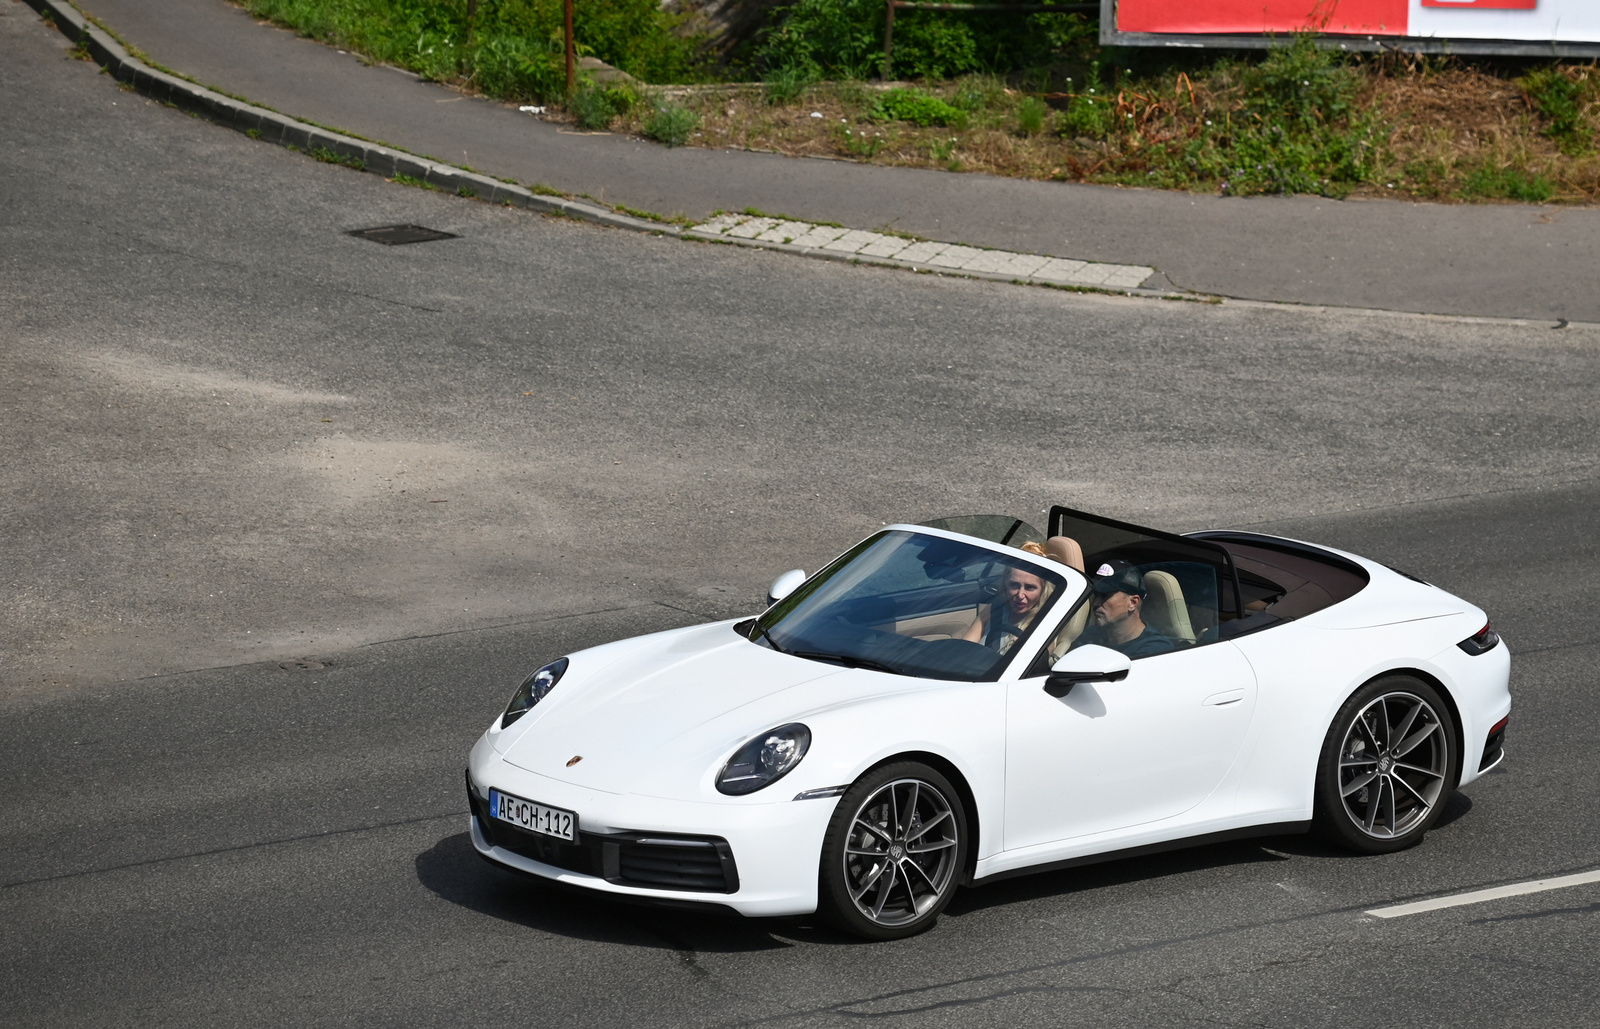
[942,837,1298,918]
[414,830,859,950]
[1249,791,1475,859]
[953,794,1479,914]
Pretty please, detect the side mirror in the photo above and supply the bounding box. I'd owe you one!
[1044,645,1131,698]
[766,569,807,606]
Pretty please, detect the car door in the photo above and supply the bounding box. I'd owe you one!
[1003,641,1258,851]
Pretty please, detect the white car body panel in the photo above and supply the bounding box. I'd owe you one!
[1003,640,1258,850]
[466,522,1512,919]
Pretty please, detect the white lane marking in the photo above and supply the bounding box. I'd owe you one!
[1366,869,1600,918]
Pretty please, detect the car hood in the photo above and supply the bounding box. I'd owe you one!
[499,621,845,794]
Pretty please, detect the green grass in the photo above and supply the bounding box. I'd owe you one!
[614,204,690,225]
[1460,163,1555,203]
[310,145,365,170]
[871,88,967,128]
[240,0,706,103]
[764,64,815,106]
[391,173,437,190]
[1520,66,1595,156]
[839,124,886,157]
[1015,96,1047,136]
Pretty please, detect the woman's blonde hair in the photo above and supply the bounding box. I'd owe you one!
[1001,545,1055,630]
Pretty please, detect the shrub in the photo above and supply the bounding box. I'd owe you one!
[752,0,1047,82]
[1057,66,1112,139]
[871,87,967,128]
[754,0,883,80]
[569,80,636,129]
[1212,35,1382,195]
[241,0,703,102]
[470,35,563,101]
[1240,33,1360,134]
[1520,66,1595,156]
[643,100,699,147]
[892,15,978,82]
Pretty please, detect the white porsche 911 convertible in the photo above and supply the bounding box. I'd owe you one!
[466,507,1510,938]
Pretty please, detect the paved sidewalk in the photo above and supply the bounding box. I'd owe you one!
[26,0,1600,320]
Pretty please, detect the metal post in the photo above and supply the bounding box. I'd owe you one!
[882,0,896,80]
[564,0,576,94]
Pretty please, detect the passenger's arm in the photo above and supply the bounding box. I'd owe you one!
[959,605,989,644]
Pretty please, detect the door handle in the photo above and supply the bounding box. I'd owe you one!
[1203,689,1245,706]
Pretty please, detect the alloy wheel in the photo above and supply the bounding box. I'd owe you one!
[1337,691,1449,839]
[841,777,961,928]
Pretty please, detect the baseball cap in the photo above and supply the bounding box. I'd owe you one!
[1088,558,1146,597]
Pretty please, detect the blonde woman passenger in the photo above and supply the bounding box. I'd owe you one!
[960,541,1053,655]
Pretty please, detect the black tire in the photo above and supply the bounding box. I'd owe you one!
[817,761,968,940]
[1313,675,1457,854]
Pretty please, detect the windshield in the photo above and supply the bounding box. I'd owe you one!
[749,530,1071,682]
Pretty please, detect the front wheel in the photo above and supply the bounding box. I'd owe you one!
[817,761,967,940]
[1313,676,1457,854]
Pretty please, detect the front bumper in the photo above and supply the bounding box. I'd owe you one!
[467,734,837,917]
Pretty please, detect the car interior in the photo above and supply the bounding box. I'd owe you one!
[909,509,1373,664]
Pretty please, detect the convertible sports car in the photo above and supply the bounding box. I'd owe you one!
[466,507,1511,938]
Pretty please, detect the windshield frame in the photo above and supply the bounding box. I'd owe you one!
[748,525,1087,683]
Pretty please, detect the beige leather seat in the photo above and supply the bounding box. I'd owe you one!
[1044,536,1084,573]
[1142,570,1196,643]
[1043,536,1089,657]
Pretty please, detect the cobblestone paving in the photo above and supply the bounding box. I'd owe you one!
[688,213,1157,290]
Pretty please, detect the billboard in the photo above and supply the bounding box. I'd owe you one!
[1103,0,1600,55]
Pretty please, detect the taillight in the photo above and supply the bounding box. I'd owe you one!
[1457,622,1500,656]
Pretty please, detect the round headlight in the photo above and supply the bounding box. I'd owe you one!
[716,723,811,796]
[501,657,568,729]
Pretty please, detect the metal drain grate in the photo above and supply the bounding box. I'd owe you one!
[347,224,459,246]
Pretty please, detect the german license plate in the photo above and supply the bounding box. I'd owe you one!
[487,789,577,842]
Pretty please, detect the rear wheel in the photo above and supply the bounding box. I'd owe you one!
[1313,676,1456,854]
[817,762,967,940]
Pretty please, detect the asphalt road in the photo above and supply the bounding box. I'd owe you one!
[3,6,1598,1026]
[4,487,1599,1028]
[50,0,1600,320]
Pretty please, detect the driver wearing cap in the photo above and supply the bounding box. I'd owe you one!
[1072,559,1177,659]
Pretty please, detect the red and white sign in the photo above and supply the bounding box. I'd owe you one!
[1117,0,1403,35]
[1114,0,1600,44]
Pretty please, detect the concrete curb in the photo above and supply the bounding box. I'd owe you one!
[23,0,1183,300]
[22,0,675,235]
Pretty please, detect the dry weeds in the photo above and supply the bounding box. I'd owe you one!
[564,61,1600,204]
